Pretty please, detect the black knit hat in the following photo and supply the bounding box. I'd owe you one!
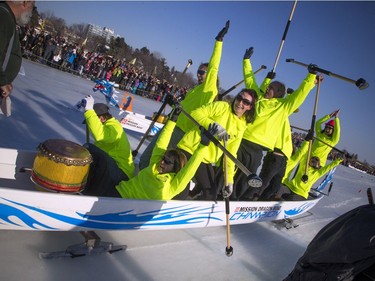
[93,103,109,115]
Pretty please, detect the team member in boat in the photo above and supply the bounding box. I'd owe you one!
[138,20,230,171]
[233,46,322,200]
[282,109,341,185]
[114,115,218,200]
[281,140,343,201]
[81,95,135,196]
[177,89,257,201]
[308,109,341,166]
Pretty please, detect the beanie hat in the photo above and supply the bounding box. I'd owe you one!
[93,103,109,115]
[325,119,335,127]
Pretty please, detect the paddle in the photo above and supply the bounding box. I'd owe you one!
[291,125,348,156]
[301,76,322,183]
[218,65,267,100]
[223,139,233,257]
[286,59,368,90]
[132,59,193,157]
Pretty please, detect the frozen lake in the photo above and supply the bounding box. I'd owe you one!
[0,60,373,281]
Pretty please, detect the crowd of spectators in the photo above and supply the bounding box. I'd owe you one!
[18,26,188,103]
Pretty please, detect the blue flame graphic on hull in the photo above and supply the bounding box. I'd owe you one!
[0,198,222,231]
[283,202,314,218]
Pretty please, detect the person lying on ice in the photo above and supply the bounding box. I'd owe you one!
[107,108,219,200]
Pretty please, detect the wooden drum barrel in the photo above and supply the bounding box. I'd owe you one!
[31,139,93,193]
[152,113,168,124]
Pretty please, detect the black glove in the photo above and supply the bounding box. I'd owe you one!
[215,20,230,41]
[165,94,178,107]
[200,123,219,146]
[287,88,294,94]
[308,64,318,74]
[243,47,254,60]
[168,105,181,122]
[305,130,314,141]
[266,72,276,79]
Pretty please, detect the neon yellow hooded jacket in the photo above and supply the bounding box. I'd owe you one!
[84,110,135,178]
[176,41,222,133]
[116,121,208,200]
[242,58,317,151]
[283,141,342,199]
[311,114,341,166]
[177,101,247,184]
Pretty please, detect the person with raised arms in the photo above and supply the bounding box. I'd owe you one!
[233,46,322,201]
[138,20,230,174]
[281,140,343,201]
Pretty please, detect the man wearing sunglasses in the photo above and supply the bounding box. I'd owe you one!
[233,46,322,201]
[1,1,35,116]
[139,21,229,173]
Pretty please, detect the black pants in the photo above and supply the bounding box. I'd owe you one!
[174,150,218,201]
[82,143,128,197]
[258,152,287,200]
[233,139,265,200]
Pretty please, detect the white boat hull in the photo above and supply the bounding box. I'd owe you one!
[0,147,324,232]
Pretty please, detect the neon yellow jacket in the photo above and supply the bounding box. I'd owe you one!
[176,41,222,133]
[283,141,342,199]
[177,101,247,184]
[311,114,341,166]
[116,121,208,200]
[242,58,317,150]
[274,118,293,159]
[243,58,271,97]
[84,110,135,178]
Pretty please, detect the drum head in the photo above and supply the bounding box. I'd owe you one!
[38,139,92,166]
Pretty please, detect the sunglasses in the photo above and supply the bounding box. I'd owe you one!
[162,156,174,165]
[235,95,253,106]
[197,69,207,75]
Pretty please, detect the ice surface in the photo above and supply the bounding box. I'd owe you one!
[0,60,373,281]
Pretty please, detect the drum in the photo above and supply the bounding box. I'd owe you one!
[31,139,93,193]
[152,112,168,124]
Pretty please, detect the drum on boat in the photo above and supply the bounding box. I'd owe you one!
[31,139,92,193]
[152,112,168,124]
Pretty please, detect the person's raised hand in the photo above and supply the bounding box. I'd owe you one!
[84,95,94,111]
[215,20,230,41]
[243,47,254,60]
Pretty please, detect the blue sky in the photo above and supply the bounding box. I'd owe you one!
[36,1,375,165]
